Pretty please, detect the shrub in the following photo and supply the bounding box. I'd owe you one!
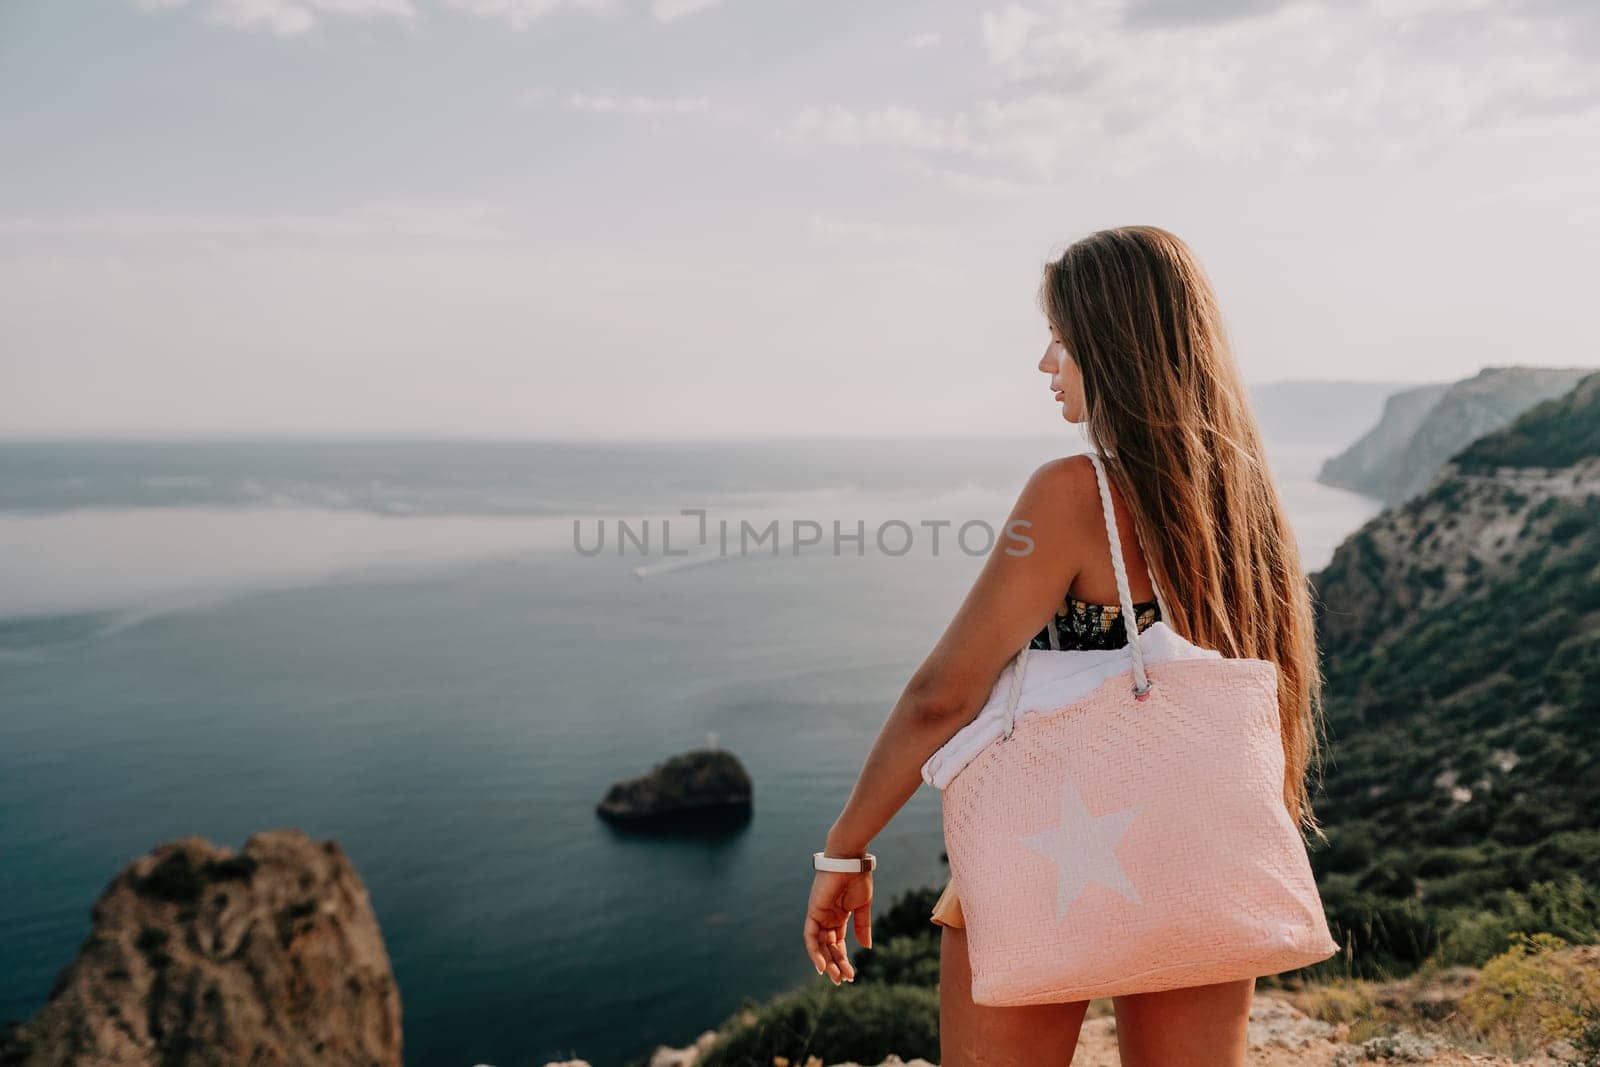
[699,981,940,1067]
[1431,908,1524,968]
[865,886,942,947]
[852,934,940,989]
[1461,933,1600,1062]
[1428,876,1600,968]
[1297,979,1376,1025]
[1551,511,1589,546]
[1521,875,1600,945]
[845,886,943,987]
[1321,890,1439,978]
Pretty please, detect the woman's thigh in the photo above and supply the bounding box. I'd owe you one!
[938,923,1091,1067]
[1110,977,1255,1067]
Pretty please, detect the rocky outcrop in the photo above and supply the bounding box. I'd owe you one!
[597,748,753,828]
[1315,371,1600,660]
[1317,380,1450,498]
[1314,452,1600,659]
[1318,365,1591,504]
[0,830,401,1067]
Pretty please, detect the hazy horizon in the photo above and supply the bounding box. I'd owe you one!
[4,1,1597,438]
[0,372,1486,442]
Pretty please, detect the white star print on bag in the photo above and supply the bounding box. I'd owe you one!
[1019,771,1142,918]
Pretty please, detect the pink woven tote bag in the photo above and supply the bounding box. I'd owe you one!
[935,450,1339,1006]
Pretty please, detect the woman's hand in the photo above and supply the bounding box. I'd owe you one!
[802,869,872,985]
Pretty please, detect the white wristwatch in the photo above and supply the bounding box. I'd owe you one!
[813,850,876,873]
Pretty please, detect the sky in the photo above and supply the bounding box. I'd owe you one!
[1,0,1597,439]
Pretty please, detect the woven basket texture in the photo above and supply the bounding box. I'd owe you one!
[942,655,1340,1005]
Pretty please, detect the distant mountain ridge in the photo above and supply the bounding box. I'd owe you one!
[1308,370,1600,974]
[1318,365,1592,505]
[1315,381,1450,497]
[1248,379,1430,447]
[1315,374,1600,658]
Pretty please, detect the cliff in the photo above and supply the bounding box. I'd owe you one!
[1316,381,1450,498]
[1309,369,1600,974]
[1317,365,1591,504]
[1316,370,1600,660]
[0,830,401,1067]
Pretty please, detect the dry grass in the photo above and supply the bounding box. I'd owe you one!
[1281,939,1600,1065]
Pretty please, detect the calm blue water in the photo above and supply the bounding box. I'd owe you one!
[0,438,1381,1067]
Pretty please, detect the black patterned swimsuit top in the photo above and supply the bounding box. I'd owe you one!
[1030,593,1161,652]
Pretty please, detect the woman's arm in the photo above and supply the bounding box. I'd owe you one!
[803,456,1095,982]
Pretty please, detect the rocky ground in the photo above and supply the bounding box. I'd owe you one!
[1062,990,1569,1067]
[622,957,1599,1067]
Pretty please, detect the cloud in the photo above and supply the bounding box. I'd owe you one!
[905,30,943,48]
[650,0,724,22]
[978,4,1042,70]
[133,0,420,36]
[770,103,976,154]
[0,202,508,242]
[806,212,935,247]
[564,92,714,115]
[439,0,614,29]
[132,0,621,33]
[517,87,748,123]
[1518,0,1600,55]
[1121,0,1300,28]
[899,159,1048,197]
[773,0,1600,184]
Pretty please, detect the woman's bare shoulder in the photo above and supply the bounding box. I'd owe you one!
[1012,454,1100,549]
[1019,454,1099,510]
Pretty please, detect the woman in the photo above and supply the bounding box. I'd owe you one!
[801,225,1327,1066]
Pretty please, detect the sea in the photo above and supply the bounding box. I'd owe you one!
[0,436,1383,1067]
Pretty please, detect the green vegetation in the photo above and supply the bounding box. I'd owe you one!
[1454,370,1600,472]
[1308,371,1600,980]
[695,980,940,1067]
[1461,933,1600,1063]
[847,888,942,988]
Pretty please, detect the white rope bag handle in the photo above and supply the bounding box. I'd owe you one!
[1000,449,1159,741]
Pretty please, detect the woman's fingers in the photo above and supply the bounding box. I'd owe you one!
[822,922,848,983]
[853,904,873,950]
[803,917,853,985]
[806,939,828,976]
[802,915,832,977]
[804,914,848,984]
[828,922,856,981]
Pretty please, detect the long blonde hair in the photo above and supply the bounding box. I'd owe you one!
[1038,225,1329,842]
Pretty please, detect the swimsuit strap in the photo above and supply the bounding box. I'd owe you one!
[1000,448,1161,740]
[1086,450,1152,697]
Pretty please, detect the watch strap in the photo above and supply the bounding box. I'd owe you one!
[813,850,876,873]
